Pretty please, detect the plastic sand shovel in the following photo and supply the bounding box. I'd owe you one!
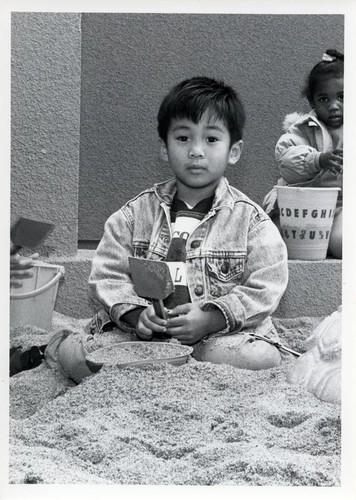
[129,257,174,320]
[10,217,54,255]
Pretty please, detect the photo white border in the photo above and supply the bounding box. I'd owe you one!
[1,1,355,499]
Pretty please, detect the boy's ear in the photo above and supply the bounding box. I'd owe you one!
[160,140,169,162]
[228,140,243,166]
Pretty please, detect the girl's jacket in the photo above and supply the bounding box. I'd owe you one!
[263,110,342,215]
[89,177,288,339]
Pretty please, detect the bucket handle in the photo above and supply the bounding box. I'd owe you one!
[10,266,65,300]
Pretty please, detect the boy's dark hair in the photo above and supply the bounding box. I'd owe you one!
[302,49,344,106]
[157,76,246,145]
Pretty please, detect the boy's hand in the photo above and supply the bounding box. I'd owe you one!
[10,252,39,288]
[166,303,226,345]
[136,305,168,341]
[319,149,343,176]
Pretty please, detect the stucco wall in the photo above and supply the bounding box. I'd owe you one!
[11,13,82,255]
[10,12,343,320]
[79,13,344,241]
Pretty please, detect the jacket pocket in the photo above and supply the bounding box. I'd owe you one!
[133,240,150,259]
[206,255,246,283]
[205,254,246,299]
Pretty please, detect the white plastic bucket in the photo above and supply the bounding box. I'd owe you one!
[10,262,65,330]
[276,186,340,260]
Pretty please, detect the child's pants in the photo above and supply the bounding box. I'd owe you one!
[192,333,286,370]
[45,330,101,384]
[44,310,137,383]
[44,311,291,384]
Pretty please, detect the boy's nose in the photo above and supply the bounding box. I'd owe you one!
[188,142,204,158]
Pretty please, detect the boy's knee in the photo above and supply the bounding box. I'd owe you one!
[193,335,282,370]
[238,340,282,369]
[45,330,99,383]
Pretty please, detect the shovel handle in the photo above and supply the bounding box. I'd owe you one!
[152,299,171,340]
[152,299,167,320]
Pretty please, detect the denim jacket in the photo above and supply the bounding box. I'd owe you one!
[89,177,288,338]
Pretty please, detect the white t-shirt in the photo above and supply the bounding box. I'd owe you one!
[164,195,214,309]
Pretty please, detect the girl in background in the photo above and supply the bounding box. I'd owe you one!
[264,49,343,258]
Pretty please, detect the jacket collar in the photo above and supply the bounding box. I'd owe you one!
[283,109,325,131]
[302,109,323,128]
[153,176,235,211]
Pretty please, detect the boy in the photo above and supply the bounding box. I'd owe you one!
[15,77,289,383]
[85,77,288,372]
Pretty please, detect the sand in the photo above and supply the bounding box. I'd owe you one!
[86,342,193,365]
[9,313,340,486]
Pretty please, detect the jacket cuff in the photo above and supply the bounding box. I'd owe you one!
[110,302,149,333]
[315,152,322,171]
[201,299,244,336]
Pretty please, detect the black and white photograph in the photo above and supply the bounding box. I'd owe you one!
[1,0,356,498]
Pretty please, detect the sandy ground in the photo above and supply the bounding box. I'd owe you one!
[8,313,340,486]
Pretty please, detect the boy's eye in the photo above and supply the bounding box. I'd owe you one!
[176,135,188,142]
[318,97,328,103]
[207,136,219,143]
[338,94,344,102]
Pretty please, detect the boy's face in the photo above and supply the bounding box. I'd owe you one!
[313,77,343,128]
[161,111,242,197]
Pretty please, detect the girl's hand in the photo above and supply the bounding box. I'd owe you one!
[10,252,39,288]
[319,149,343,176]
[166,303,226,345]
[136,304,168,340]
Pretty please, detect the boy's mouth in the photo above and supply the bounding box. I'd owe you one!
[187,164,207,172]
